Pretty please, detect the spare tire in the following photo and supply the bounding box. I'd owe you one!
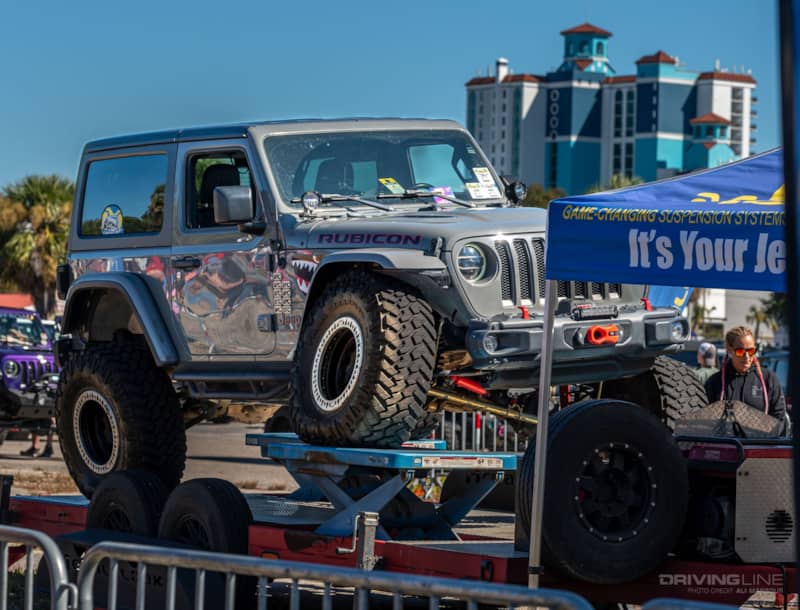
[517,399,688,584]
[601,356,707,430]
[86,470,170,536]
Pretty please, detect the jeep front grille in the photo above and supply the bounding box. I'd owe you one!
[20,360,54,386]
[494,237,622,306]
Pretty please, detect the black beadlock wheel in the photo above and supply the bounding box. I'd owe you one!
[86,470,170,536]
[289,272,437,447]
[55,339,186,498]
[516,399,688,584]
[601,355,708,430]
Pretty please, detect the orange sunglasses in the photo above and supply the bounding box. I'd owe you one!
[732,347,756,357]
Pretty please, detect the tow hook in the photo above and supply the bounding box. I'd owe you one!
[585,324,620,346]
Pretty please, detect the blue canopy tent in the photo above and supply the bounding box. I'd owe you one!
[527,148,787,587]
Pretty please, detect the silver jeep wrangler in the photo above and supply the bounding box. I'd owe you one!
[56,118,701,496]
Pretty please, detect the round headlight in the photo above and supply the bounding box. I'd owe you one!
[4,360,20,377]
[670,320,686,342]
[457,244,488,282]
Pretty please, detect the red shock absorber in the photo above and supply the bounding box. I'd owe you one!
[450,375,488,396]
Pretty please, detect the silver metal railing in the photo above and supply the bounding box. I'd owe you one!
[0,525,76,610]
[77,540,594,610]
[435,411,524,453]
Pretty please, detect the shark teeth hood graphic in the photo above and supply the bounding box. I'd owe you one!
[292,257,318,294]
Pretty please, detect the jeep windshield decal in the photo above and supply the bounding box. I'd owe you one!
[0,314,48,349]
[263,129,505,209]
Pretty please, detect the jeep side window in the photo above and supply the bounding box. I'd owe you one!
[186,151,252,229]
[80,154,168,236]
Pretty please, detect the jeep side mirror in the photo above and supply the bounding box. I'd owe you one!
[213,186,254,224]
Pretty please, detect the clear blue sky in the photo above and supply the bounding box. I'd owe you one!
[0,0,779,188]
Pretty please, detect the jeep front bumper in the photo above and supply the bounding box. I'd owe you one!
[465,309,689,385]
[0,379,56,418]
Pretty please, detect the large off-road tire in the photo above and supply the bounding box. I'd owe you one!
[55,339,186,498]
[517,399,688,584]
[410,411,442,440]
[290,272,437,447]
[264,405,293,433]
[86,470,170,536]
[601,355,708,430]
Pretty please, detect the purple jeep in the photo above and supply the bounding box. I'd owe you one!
[0,308,58,426]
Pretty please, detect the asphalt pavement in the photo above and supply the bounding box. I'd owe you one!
[0,421,298,495]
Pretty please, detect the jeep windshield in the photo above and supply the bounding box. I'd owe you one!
[0,313,48,349]
[263,130,506,211]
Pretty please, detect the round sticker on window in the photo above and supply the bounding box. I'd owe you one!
[101,205,124,235]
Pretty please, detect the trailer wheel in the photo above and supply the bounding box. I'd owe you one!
[601,356,707,430]
[158,478,252,554]
[517,399,688,584]
[86,470,169,536]
[56,339,186,498]
[290,272,437,447]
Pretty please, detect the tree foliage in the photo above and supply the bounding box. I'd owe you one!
[521,183,566,209]
[0,175,75,317]
[586,174,644,194]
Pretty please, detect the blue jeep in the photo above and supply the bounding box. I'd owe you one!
[0,308,58,431]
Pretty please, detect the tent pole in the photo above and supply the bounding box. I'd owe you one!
[527,278,557,589]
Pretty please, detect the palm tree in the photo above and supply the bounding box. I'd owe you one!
[0,175,75,317]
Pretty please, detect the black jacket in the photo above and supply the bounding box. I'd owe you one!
[705,361,786,423]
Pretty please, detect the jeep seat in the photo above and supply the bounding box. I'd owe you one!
[315,158,354,194]
[198,164,241,228]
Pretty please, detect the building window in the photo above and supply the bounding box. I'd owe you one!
[705,126,714,137]
[613,143,622,175]
[625,90,635,137]
[624,143,634,178]
[501,117,506,126]
[549,143,558,188]
[614,90,623,138]
[580,41,588,54]
[503,90,507,99]
[596,41,604,55]
[567,42,574,55]
[500,157,505,166]
[502,103,506,112]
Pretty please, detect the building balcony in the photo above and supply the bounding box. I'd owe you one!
[752,95,758,103]
[751,109,758,117]
[750,138,757,144]
[751,124,758,130]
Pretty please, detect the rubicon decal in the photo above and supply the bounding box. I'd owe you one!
[317,233,423,246]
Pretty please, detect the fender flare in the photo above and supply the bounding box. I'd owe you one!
[315,248,447,273]
[61,273,179,366]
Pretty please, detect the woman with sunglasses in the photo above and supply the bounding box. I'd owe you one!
[704,326,787,431]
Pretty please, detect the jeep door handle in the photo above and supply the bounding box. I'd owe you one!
[173,256,202,270]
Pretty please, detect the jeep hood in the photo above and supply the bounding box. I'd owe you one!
[300,206,548,250]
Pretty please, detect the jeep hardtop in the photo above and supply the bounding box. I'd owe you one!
[55,118,702,496]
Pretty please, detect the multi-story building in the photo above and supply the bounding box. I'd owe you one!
[465,23,757,194]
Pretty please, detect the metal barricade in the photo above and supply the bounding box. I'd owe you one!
[0,525,75,610]
[436,411,524,453]
[78,540,593,610]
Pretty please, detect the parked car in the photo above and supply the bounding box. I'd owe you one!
[0,308,58,442]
